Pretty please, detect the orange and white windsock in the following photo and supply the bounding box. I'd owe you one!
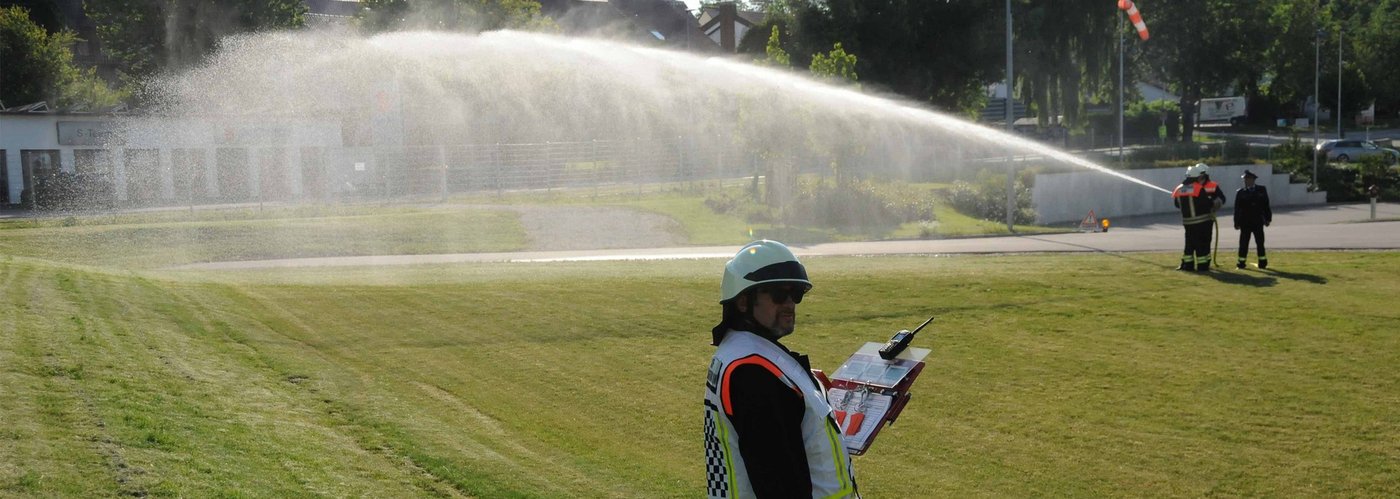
[1117,0,1150,41]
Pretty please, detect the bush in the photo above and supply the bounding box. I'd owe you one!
[24,171,115,211]
[1322,155,1400,202]
[1084,100,1180,142]
[784,178,934,230]
[1223,137,1250,163]
[944,170,1035,225]
[1270,132,1315,185]
[704,177,937,231]
[1126,100,1178,142]
[704,188,773,224]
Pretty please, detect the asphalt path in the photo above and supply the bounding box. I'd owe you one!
[172,202,1400,270]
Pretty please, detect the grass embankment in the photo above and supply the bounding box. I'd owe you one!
[454,183,1070,245]
[0,207,525,268]
[4,252,1398,496]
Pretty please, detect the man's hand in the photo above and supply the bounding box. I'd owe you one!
[1234,223,1239,230]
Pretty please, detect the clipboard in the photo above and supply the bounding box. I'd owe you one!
[827,342,929,456]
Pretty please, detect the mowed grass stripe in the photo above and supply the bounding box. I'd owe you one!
[0,260,459,497]
[237,281,691,496]
[1,262,119,496]
[224,285,565,497]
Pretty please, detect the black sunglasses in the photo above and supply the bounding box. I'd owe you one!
[761,285,806,304]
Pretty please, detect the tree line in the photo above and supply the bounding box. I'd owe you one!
[3,0,1397,143]
[739,0,1399,141]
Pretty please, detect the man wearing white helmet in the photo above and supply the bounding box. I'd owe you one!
[702,240,858,498]
[1171,163,1226,271]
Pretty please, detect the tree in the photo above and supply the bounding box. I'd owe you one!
[762,24,789,67]
[358,0,553,32]
[1257,0,1326,120]
[1016,0,1116,130]
[1350,0,1400,115]
[85,0,306,91]
[808,42,860,181]
[808,41,857,84]
[743,0,1002,114]
[1139,0,1273,142]
[0,5,123,108]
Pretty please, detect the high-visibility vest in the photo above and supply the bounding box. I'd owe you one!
[703,330,857,498]
[1172,180,1219,225]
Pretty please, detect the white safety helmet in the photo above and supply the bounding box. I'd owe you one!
[1186,163,1210,178]
[719,240,812,303]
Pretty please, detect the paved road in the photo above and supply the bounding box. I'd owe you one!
[172,202,1400,270]
[1197,127,1398,147]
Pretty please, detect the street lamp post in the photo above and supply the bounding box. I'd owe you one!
[1336,27,1343,139]
[1005,0,1015,232]
[1313,27,1322,190]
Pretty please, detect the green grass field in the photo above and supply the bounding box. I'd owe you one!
[0,207,526,269]
[4,236,1399,496]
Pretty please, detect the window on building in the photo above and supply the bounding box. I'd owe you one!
[18,150,60,208]
[217,148,251,201]
[75,149,116,206]
[172,149,209,202]
[259,148,289,201]
[21,150,61,179]
[124,148,160,204]
[300,147,326,200]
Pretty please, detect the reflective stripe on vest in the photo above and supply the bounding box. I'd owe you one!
[1172,181,1219,199]
[1175,181,1218,225]
[722,355,797,415]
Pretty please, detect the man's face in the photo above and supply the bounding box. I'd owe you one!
[747,284,805,337]
[1244,176,1256,187]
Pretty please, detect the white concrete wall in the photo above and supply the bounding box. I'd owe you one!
[1031,164,1328,224]
[2,114,345,205]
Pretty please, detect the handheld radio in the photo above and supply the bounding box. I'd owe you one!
[878,316,936,360]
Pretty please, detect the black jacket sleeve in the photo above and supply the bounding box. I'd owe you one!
[726,363,811,497]
[1260,186,1272,224]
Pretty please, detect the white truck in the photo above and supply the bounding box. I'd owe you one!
[1196,96,1247,126]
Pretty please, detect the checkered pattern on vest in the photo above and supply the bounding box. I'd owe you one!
[704,403,730,498]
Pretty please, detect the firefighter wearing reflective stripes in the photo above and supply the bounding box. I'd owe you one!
[1172,164,1226,271]
[703,240,858,498]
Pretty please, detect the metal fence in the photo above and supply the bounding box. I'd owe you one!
[19,137,764,211]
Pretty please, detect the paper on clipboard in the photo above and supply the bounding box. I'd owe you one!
[828,387,893,450]
[827,342,929,455]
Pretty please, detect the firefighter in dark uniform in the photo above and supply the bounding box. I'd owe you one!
[1233,169,1272,269]
[1172,164,1226,271]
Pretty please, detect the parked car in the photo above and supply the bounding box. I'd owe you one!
[1315,139,1400,164]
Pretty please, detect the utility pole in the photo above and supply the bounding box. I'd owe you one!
[1005,0,1015,232]
[1118,11,1124,165]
